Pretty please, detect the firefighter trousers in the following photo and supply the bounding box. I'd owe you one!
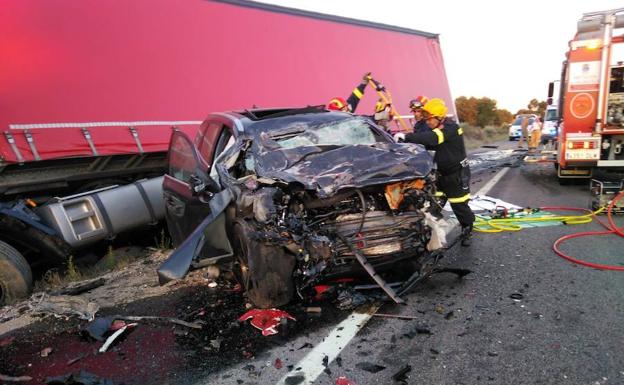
[437,165,475,228]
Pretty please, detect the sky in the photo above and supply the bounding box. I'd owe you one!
[259,0,624,113]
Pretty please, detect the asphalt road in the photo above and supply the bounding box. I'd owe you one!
[200,143,624,385]
[3,142,623,385]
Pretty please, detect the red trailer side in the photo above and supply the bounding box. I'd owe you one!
[0,0,453,164]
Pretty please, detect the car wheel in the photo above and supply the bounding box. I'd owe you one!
[232,221,295,308]
[0,240,33,306]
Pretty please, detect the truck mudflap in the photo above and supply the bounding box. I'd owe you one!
[157,189,233,284]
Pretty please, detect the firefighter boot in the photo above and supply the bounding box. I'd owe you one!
[460,225,473,247]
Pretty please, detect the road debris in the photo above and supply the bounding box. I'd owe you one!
[444,310,455,320]
[238,309,296,336]
[30,293,100,321]
[0,374,33,382]
[285,374,305,385]
[40,347,54,357]
[45,370,113,385]
[392,364,412,384]
[98,323,137,353]
[336,376,356,385]
[67,353,89,366]
[274,358,283,369]
[403,324,432,338]
[371,313,420,320]
[305,307,322,313]
[509,293,524,301]
[356,362,386,373]
[298,342,313,350]
[51,278,106,296]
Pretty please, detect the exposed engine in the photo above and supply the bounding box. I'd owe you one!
[234,172,441,297]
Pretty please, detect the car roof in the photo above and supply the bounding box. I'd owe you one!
[224,107,357,135]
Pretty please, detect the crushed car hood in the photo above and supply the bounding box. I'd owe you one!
[255,142,434,198]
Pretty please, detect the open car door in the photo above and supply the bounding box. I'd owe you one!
[158,130,232,284]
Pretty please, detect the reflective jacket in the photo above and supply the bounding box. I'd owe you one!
[346,83,367,113]
[413,119,429,134]
[404,120,467,175]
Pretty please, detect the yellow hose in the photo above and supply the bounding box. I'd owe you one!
[474,207,605,233]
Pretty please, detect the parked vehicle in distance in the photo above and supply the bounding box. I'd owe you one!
[541,106,560,144]
[157,107,455,308]
[508,114,538,141]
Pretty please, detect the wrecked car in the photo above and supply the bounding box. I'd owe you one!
[158,106,457,308]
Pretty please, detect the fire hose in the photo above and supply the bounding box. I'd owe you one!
[473,190,624,271]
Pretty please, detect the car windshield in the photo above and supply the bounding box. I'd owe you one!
[545,109,558,121]
[270,117,382,149]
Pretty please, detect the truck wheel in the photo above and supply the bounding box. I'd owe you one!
[232,221,295,308]
[0,240,33,306]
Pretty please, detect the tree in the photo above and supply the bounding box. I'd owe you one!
[494,109,513,125]
[476,97,497,128]
[455,96,478,126]
[455,96,512,127]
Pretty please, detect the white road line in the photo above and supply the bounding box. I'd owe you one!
[475,166,511,197]
[275,308,378,385]
[274,166,513,385]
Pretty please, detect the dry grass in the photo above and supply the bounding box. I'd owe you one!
[33,246,163,293]
[461,124,509,149]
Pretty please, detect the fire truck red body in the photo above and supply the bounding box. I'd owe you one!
[556,8,624,178]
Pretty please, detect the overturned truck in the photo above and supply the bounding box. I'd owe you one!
[158,107,459,308]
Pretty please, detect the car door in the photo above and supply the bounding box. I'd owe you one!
[158,119,235,283]
[162,129,214,246]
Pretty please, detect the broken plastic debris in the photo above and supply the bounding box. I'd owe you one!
[40,347,53,357]
[509,293,524,301]
[355,362,386,373]
[98,323,137,353]
[238,309,296,336]
[336,376,356,385]
[392,364,411,383]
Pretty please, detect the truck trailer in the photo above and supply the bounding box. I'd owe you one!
[0,0,454,305]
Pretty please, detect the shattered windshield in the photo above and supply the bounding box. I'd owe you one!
[270,117,382,149]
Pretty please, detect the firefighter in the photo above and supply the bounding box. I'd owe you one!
[373,99,394,132]
[394,98,475,246]
[327,73,372,113]
[409,96,430,133]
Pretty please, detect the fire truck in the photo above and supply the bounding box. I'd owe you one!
[551,8,624,180]
[0,0,454,305]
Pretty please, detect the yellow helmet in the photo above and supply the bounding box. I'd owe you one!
[375,99,389,113]
[422,98,448,119]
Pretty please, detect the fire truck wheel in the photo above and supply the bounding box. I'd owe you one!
[0,240,33,306]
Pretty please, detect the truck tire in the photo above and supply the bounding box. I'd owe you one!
[0,240,33,306]
[232,221,295,308]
